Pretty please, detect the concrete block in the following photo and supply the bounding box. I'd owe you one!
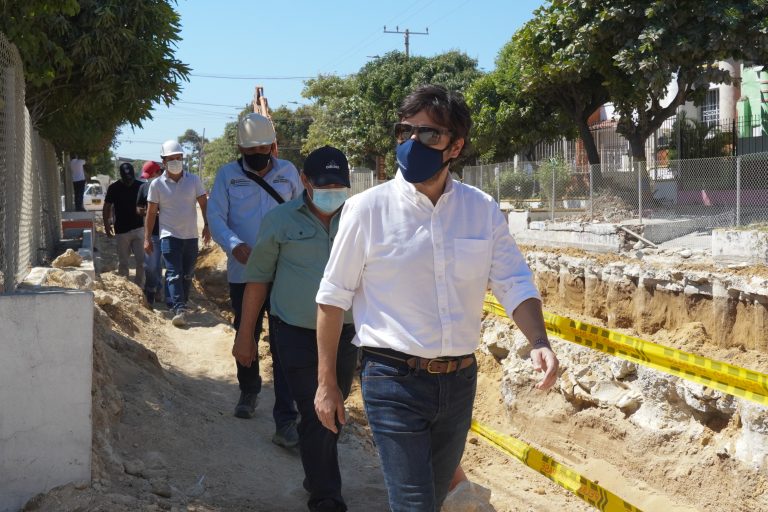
[713,229,768,265]
[507,211,530,234]
[0,292,93,512]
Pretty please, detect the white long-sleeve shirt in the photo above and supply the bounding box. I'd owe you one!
[316,171,540,358]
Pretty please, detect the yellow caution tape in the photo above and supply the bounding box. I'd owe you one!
[484,294,768,406]
[470,420,643,512]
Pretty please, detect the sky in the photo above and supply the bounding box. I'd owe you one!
[115,0,544,161]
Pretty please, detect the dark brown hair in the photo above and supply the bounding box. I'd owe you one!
[397,84,472,155]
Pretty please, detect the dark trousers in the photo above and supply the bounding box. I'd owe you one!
[273,319,358,510]
[73,179,86,211]
[229,283,297,428]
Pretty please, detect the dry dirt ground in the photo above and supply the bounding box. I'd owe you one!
[22,218,768,512]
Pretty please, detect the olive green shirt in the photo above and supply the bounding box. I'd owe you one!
[243,193,353,329]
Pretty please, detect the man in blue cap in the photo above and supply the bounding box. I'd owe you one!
[233,146,356,512]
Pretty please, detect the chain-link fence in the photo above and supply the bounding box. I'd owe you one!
[463,153,768,249]
[0,32,62,292]
[350,169,386,196]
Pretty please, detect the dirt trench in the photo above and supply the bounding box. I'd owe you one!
[21,226,768,512]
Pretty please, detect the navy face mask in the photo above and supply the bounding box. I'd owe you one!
[395,139,451,184]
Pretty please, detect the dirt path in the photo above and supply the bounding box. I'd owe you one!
[109,300,389,512]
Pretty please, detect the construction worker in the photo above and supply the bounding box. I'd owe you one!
[103,162,144,285]
[207,113,301,447]
[144,140,210,327]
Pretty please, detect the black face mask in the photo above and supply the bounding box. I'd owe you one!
[242,152,271,173]
[119,166,135,185]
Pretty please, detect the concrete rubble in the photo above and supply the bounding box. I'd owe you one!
[479,317,768,472]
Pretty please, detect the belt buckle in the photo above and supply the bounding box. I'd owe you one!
[426,358,452,374]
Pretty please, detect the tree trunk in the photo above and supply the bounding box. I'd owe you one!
[576,119,603,187]
[627,134,646,161]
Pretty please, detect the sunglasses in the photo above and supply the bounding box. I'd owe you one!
[394,122,451,146]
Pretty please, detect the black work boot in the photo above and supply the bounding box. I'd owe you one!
[234,391,259,419]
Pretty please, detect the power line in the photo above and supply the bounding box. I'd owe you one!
[190,73,315,80]
[178,100,245,108]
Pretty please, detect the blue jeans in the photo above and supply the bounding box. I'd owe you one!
[361,352,477,512]
[160,236,198,312]
[229,283,298,429]
[274,319,358,510]
[143,234,165,300]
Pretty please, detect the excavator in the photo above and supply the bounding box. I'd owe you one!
[252,86,279,157]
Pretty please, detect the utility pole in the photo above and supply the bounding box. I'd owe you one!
[383,25,428,58]
[198,128,205,175]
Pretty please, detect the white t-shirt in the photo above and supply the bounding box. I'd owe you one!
[147,172,206,240]
[70,158,86,182]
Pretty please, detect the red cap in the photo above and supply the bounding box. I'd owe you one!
[141,161,162,179]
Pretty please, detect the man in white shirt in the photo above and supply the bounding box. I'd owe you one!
[70,155,87,211]
[314,85,559,511]
[144,140,211,327]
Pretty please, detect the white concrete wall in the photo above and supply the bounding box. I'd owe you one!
[0,292,93,512]
[713,229,768,265]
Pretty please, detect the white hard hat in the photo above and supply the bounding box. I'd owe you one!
[160,140,184,157]
[238,113,276,148]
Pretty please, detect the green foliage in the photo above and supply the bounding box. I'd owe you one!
[511,5,609,168]
[272,105,314,169]
[1,0,190,156]
[523,0,768,161]
[302,51,482,176]
[202,122,239,185]
[536,158,571,201]
[499,170,535,201]
[466,42,577,163]
[666,112,731,160]
[178,129,209,174]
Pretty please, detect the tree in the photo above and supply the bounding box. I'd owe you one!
[178,129,209,174]
[1,0,190,155]
[202,122,239,185]
[271,105,314,168]
[513,5,610,171]
[466,44,576,164]
[527,0,768,162]
[302,51,482,175]
[600,0,768,162]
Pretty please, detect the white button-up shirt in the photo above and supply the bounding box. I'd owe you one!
[316,171,540,358]
[147,171,206,240]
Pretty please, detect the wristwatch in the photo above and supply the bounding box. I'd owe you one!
[532,338,551,350]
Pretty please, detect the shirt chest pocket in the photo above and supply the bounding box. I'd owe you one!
[283,225,316,243]
[230,185,258,201]
[453,238,491,280]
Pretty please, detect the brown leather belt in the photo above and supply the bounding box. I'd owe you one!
[362,348,475,374]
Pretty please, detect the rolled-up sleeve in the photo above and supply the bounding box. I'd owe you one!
[488,207,541,314]
[316,199,367,311]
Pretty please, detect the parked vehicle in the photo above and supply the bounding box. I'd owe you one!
[83,182,105,211]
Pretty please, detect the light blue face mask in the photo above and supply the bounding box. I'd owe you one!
[312,188,348,213]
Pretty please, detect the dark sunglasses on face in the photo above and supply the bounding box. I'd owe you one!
[394,122,451,146]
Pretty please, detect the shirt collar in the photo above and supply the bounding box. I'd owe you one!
[160,171,184,183]
[394,169,456,204]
